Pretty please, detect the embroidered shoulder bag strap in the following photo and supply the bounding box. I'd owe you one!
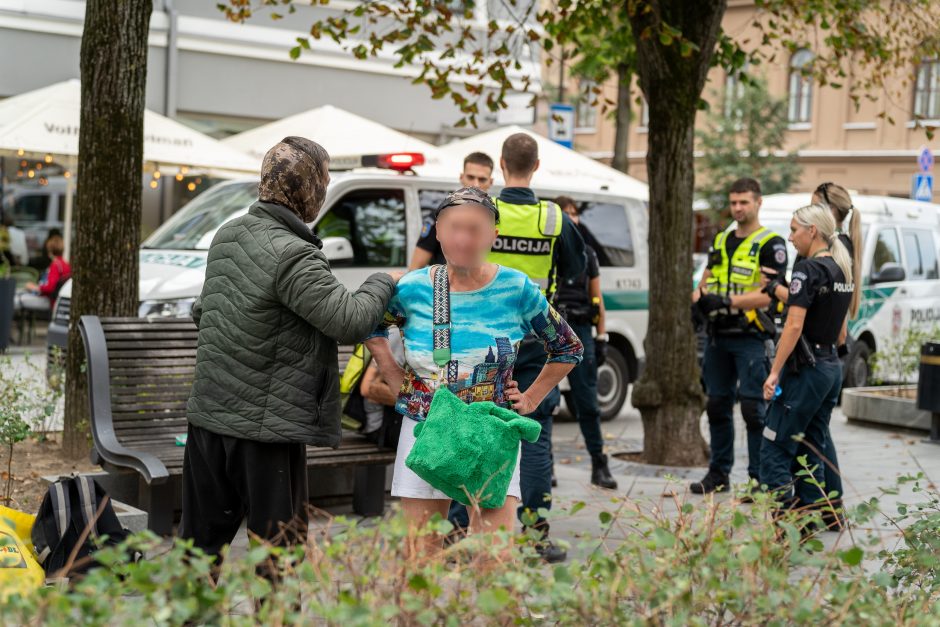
[432,265,451,371]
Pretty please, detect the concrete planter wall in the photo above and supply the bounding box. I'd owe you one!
[842,385,931,431]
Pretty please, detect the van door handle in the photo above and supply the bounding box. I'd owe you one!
[899,288,907,295]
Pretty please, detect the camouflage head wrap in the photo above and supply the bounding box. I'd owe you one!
[258,136,330,223]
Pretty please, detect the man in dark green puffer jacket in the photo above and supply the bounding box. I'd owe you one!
[180,136,401,559]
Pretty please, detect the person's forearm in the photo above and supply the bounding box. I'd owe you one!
[409,247,433,271]
[523,362,576,407]
[364,337,404,387]
[589,277,606,335]
[774,283,789,303]
[730,290,771,310]
[365,377,399,406]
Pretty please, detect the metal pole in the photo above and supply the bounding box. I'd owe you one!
[63,157,75,261]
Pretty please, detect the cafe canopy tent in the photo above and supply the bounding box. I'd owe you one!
[0,79,260,255]
[439,125,649,201]
[223,104,458,177]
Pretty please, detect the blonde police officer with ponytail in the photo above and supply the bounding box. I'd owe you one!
[691,178,788,495]
[760,203,858,517]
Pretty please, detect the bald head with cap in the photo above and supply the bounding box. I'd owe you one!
[259,136,331,223]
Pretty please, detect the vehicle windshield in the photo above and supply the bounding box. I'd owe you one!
[143,181,257,250]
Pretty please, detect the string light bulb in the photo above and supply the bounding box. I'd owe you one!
[16,148,24,156]
[27,170,35,178]
[63,171,71,179]
[175,173,184,181]
[44,154,53,164]
[153,171,161,180]
[149,180,159,189]
[186,182,196,191]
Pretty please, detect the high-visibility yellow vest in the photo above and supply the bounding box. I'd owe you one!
[706,226,777,296]
[486,199,563,296]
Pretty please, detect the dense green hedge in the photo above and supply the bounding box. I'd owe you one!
[3,472,938,626]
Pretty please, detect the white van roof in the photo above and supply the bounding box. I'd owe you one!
[759,193,940,228]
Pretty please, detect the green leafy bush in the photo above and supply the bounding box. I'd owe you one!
[2,476,939,625]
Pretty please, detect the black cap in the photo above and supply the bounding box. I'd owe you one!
[434,187,499,223]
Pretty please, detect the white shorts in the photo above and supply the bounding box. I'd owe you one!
[391,417,522,502]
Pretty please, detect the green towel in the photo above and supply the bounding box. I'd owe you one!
[405,386,541,509]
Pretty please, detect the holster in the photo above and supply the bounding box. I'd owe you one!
[786,335,817,373]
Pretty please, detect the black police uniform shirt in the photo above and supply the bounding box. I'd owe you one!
[555,245,600,313]
[787,256,853,345]
[415,218,447,265]
[417,187,586,280]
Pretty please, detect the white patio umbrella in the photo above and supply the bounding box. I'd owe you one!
[439,125,649,201]
[0,79,260,257]
[223,104,458,177]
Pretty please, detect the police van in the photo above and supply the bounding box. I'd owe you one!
[48,152,651,419]
[719,193,940,388]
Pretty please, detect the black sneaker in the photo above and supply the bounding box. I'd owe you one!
[535,540,567,563]
[690,470,729,494]
[591,454,618,490]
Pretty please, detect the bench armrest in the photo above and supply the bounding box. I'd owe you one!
[79,315,170,485]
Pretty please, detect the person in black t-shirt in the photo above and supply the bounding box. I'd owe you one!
[554,196,617,490]
[409,152,495,269]
[760,182,861,529]
[759,203,859,524]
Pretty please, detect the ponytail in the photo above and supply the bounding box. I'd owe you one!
[844,206,862,318]
[814,182,862,318]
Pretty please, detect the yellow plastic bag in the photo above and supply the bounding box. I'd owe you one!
[0,505,44,601]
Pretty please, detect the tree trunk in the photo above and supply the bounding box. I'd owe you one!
[611,63,631,174]
[62,0,151,459]
[627,0,726,466]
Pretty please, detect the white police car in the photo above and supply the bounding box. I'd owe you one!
[746,193,940,387]
[48,152,652,420]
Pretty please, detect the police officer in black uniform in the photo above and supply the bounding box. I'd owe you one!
[554,196,617,489]
[760,203,858,516]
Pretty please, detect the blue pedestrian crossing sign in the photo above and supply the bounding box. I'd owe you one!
[912,173,933,202]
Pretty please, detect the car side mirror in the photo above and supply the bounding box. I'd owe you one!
[870,262,905,284]
[322,236,354,264]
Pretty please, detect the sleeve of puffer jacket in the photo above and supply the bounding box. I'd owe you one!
[275,241,396,344]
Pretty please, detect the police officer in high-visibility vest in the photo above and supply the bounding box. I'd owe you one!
[691,178,788,494]
[487,133,586,563]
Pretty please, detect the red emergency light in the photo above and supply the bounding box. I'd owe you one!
[330,152,426,173]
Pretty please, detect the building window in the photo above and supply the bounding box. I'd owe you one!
[787,49,814,123]
[640,97,649,127]
[914,59,940,120]
[575,80,597,131]
[724,72,745,118]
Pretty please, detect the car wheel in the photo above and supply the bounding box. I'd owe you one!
[598,344,630,421]
[843,340,871,389]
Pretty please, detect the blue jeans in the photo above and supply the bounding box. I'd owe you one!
[448,339,559,533]
[760,356,843,505]
[566,323,604,457]
[702,334,769,479]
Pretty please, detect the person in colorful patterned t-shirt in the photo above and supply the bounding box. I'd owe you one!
[365,187,582,554]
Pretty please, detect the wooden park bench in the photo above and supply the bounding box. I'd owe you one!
[79,315,396,534]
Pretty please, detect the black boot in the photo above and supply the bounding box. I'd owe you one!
[690,469,729,494]
[590,454,618,489]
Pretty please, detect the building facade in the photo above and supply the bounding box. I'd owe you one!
[564,1,940,202]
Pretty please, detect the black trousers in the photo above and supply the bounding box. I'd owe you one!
[179,423,309,558]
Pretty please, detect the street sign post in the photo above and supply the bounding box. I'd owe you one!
[912,146,934,201]
[918,146,934,173]
[913,173,934,202]
[548,103,575,149]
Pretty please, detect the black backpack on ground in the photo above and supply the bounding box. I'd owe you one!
[32,475,135,579]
